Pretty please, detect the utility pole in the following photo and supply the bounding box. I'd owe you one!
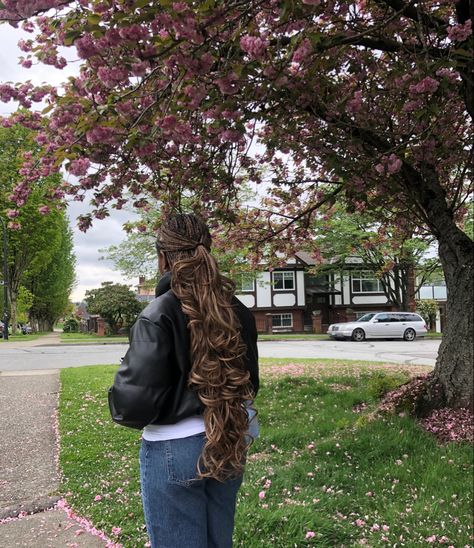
[0,217,9,341]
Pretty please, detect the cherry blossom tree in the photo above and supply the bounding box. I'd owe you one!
[0,1,472,410]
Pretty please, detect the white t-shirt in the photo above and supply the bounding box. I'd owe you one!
[142,403,259,442]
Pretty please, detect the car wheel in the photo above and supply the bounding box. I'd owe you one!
[403,328,416,341]
[351,328,366,342]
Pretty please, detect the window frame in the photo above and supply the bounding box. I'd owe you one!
[239,275,255,293]
[351,271,384,294]
[272,313,293,328]
[272,271,296,291]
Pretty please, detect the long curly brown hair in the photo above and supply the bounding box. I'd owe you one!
[156,213,256,481]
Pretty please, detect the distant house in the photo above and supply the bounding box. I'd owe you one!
[235,257,307,333]
[235,253,441,334]
[416,280,447,332]
[136,276,155,303]
[134,259,446,334]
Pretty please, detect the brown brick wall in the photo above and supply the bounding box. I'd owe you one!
[252,309,305,333]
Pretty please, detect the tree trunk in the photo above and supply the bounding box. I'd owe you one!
[10,291,17,335]
[429,225,474,409]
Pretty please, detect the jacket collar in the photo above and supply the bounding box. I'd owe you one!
[155,271,172,298]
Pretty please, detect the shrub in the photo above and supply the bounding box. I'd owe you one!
[63,317,79,333]
[366,371,408,400]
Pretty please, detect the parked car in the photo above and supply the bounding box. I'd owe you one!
[327,312,428,342]
[19,323,32,335]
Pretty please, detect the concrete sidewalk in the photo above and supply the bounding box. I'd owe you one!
[0,331,62,350]
[0,370,104,547]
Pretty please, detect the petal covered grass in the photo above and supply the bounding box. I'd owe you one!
[59,361,473,547]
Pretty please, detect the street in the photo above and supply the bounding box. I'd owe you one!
[0,338,440,372]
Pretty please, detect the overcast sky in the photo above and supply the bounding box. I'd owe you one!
[0,24,139,302]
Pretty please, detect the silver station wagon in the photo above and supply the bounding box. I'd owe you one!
[327,312,428,342]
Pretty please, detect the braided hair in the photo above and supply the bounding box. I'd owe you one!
[156,214,255,481]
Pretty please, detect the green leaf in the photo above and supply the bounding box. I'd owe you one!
[41,104,54,115]
[87,13,101,25]
[63,30,82,46]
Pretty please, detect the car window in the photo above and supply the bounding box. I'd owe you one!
[376,314,391,322]
[408,313,423,322]
[357,313,376,322]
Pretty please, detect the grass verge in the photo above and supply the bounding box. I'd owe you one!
[0,332,47,343]
[60,332,129,344]
[59,361,472,547]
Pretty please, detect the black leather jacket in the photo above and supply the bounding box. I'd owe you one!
[108,272,259,430]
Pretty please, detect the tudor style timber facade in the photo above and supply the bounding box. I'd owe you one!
[235,254,400,333]
[235,258,307,332]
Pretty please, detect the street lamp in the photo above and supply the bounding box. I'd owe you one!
[0,216,9,341]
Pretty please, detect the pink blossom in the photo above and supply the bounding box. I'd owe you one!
[258,491,266,499]
[8,221,21,230]
[382,525,390,532]
[240,35,268,60]
[157,115,177,131]
[215,73,240,95]
[97,67,129,88]
[409,77,439,95]
[347,90,363,113]
[38,205,50,215]
[6,209,20,218]
[355,519,366,527]
[75,529,84,536]
[447,20,472,42]
[131,61,149,77]
[172,2,187,12]
[387,154,402,174]
[94,495,102,502]
[112,527,122,536]
[305,531,316,539]
[68,158,90,176]
[292,38,312,64]
[75,34,99,59]
[86,126,116,145]
[426,535,437,543]
[119,24,149,41]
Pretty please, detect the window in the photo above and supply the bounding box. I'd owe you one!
[272,313,293,328]
[239,275,255,292]
[352,272,383,293]
[356,312,376,321]
[272,271,295,290]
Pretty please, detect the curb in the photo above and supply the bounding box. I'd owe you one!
[0,496,61,521]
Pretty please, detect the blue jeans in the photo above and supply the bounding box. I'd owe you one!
[140,433,244,548]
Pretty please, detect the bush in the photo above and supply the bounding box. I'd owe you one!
[63,317,79,333]
[366,371,408,400]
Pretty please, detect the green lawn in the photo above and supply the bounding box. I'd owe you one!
[60,332,129,343]
[59,360,471,547]
[0,332,47,343]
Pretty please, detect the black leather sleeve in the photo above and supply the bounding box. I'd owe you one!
[108,315,174,429]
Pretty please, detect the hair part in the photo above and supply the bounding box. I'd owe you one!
[157,213,255,481]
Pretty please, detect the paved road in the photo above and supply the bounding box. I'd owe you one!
[0,339,440,371]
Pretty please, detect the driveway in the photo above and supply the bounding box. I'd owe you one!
[0,338,439,371]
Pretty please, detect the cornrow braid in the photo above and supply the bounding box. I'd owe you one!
[157,213,255,482]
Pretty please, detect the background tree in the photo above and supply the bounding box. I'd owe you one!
[84,282,143,335]
[101,203,258,285]
[308,205,441,310]
[0,1,472,409]
[27,217,76,331]
[0,124,69,333]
